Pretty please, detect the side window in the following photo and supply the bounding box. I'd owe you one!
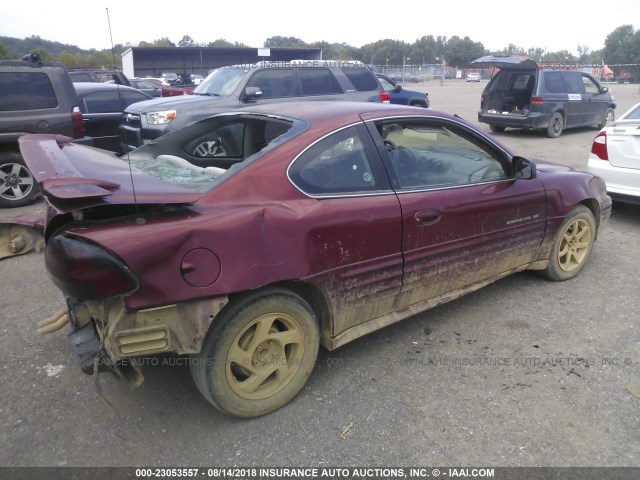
[120,90,152,108]
[81,91,120,113]
[377,121,508,189]
[562,72,585,94]
[299,68,342,95]
[0,72,58,111]
[341,67,379,91]
[513,74,533,90]
[289,125,378,195]
[246,69,294,98]
[543,72,565,93]
[582,75,600,94]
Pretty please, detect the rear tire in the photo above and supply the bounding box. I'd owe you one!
[0,152,40,208]
[191,288,319,418]
[546,112,564,138]
[541,206,596,281]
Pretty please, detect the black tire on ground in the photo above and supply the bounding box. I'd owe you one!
[190,288,320,418]
[597,108,615,129]
[409,101,428,108]
[489,125,505,132]
[546,112,564,138]
[0,152,40,208]
[541,205,596,281]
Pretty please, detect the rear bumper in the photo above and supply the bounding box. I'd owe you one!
[478,110,549,129]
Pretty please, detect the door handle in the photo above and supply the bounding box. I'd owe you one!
[414,210,441,225]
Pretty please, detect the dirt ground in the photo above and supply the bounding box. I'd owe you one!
[0,82,638,470]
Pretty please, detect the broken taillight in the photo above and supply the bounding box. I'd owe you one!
[45,235,138,300]
[591,131,608,161]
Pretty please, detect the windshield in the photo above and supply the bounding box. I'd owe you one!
[193,67,248,96]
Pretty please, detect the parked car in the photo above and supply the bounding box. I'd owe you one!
[138,78,186,97]
[69,69,130,86]
[0,54,85,208]
[376,73,429,107]
[473,55,616,138]
[119,60,390,151]
[388,72,422,83]
[466,72,481,82]
[75,82,152,153]
[20,101,611,418]
[587,101,640,204]
[128,79,162,97]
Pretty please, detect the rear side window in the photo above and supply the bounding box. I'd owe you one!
[0,72,58,111]
[543,72,565,93]
[341,67,379,91]
[299,68,342,95]
[289,125,378,195]
[246,69,294,98]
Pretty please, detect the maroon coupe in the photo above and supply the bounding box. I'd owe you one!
[19,101,611,417]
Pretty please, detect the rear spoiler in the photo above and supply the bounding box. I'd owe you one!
[19,134,120,199]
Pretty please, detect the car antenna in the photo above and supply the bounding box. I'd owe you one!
[106,7,141,220]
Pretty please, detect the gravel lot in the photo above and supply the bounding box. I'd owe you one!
[1,82,638,470]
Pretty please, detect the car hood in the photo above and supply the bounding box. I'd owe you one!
[472,55,538,70]
[19,134,202,211]
[124,93,221,113]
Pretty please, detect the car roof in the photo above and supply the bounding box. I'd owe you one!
[73,82,141,93]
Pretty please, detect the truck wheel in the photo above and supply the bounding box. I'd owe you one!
[0,152,40,208]
[190,288,319,417]
[546,112,564,138]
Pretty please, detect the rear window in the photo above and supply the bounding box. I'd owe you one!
[0,72,58,111]
[341,67,379,91]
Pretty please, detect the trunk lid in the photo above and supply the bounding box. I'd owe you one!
[472,55,538,71]
[606,122,640,169]
[19,134,205,212]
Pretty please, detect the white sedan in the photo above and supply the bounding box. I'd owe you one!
[587,102,640,204]
[466,72,480,82]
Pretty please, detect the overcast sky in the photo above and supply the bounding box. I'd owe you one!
[1,1,635,57]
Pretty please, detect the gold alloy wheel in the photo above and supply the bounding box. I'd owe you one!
[226,312,305,400]
[557,218,591,272]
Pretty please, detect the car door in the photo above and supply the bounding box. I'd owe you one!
[366,117,547,309]
[581,73,610,125]
[560,71,588,127]
[81,88,150,152]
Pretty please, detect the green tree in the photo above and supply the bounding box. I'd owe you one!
[444,36,486,66]
[264,36,308,48]
[0,42,10,60]
[178,35,195,47]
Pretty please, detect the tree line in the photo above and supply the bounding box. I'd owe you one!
[1,25,638,75]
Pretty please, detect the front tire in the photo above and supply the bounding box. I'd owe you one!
[489,125,505,133]
[597,108,615,129]
[541,206,596,281]
[191,288,320,418]
[0,152,40,208]
[546,112,564,138]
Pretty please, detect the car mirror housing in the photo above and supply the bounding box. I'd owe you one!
[394,85,402,93]
[244,87,263,100]
[513,156,537,179]
[601,86,609,94]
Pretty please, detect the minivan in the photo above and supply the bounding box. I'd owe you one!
[473,55,616,138]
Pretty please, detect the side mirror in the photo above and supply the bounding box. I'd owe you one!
[601,86,609,94]
[244,87,263,100]
[394,84,402,93]
[513,156,536,179]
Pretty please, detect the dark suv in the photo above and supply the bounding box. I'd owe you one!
[473,55,616,138]
[0,55,85,207]
[120,60,390,151]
